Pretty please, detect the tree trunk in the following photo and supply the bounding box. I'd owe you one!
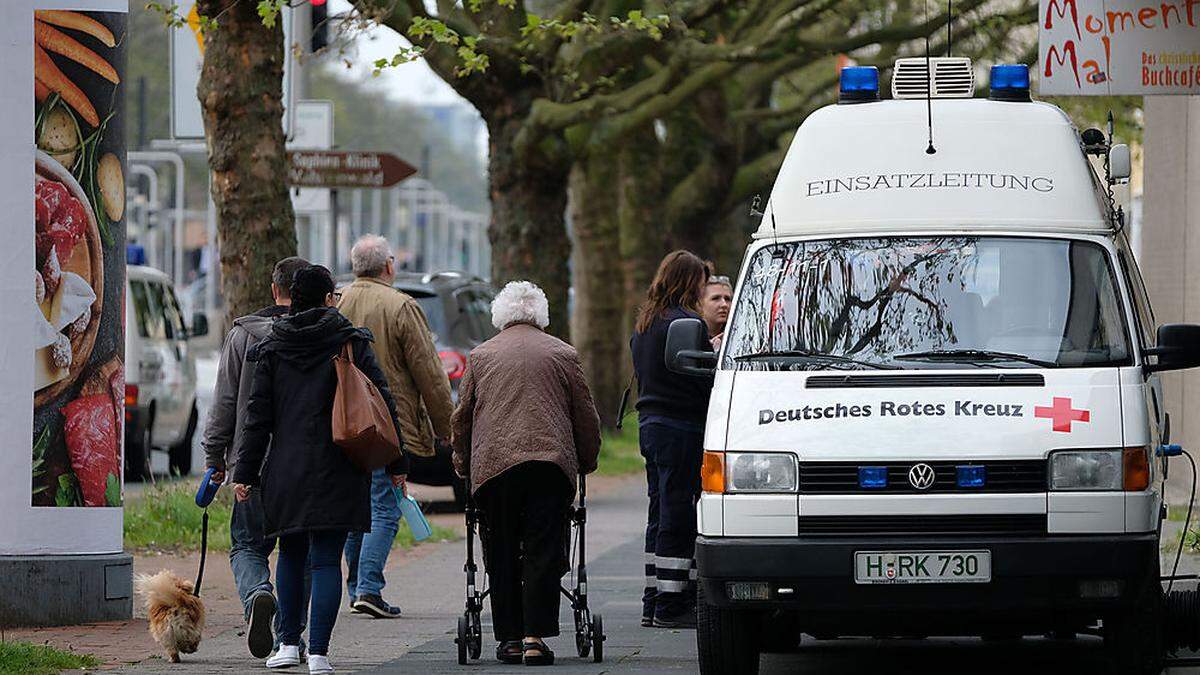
[486,113,572,341]
[196,1,297,325]
[569,155,626,428]
[618,126,668,329]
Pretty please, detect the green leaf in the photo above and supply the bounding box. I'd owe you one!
[55,473,81,508]
[105,474,121,507]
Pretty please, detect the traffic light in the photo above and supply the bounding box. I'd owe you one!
[311,0,328,52]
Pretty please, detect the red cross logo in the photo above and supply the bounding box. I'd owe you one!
[1034,397,1090,433]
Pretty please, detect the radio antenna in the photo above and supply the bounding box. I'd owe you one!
[946,0,953,56]
[924,0,936,154]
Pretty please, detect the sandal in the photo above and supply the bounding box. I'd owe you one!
[522,639,555,666]
[496,640,524,665]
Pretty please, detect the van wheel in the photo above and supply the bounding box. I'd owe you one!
[168,405,197,476]
[1103,579,1163,675]
[126,421,152,482]
[697,585,761,675]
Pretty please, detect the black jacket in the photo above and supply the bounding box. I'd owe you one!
[232,307,408,538]
[630,307,714,426]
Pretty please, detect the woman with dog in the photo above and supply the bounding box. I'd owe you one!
[231,265,408,674]
[451,281,602,666]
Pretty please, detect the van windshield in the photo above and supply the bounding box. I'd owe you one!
[723,237,1131,370]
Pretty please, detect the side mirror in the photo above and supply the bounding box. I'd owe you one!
[190,312,209,339]
[1109,144,1131,183]
[1144,324,1200,373]
[665,318,716,377]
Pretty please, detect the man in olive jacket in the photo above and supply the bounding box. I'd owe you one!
[338,235,454,618]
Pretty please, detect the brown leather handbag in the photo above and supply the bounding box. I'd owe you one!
[332,342,402,471]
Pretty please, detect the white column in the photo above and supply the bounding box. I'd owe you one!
[1140,96,1200,453]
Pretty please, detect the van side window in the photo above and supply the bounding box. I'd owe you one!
[145,282,178,340]
[1118,250,1155,347]
[164,286,188,338]
[130,280,164,339]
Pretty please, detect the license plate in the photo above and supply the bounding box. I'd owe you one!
[854,550,991,584]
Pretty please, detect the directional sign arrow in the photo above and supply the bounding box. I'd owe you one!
[286,150,417,189]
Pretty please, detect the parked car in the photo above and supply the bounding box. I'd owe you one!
[125,261,208,480]
[339,271,497,506]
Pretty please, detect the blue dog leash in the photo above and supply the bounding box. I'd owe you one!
[193,467,222,598]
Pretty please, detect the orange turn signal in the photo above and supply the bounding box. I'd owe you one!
[702,451,725,494]
[1123,446,1150,491]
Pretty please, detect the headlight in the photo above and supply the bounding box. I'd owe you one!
[1049,450,1122,490]
[726,452,798,493]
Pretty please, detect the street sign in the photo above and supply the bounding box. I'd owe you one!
[289,100,333,213]
[287,150,417,189]
[1039,0,1200,95]
[170,0,295,138]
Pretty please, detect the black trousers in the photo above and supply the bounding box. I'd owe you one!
[640,421,703,619]
[478,461,573,641]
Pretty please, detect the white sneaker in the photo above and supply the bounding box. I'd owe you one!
[267,645,302,669]
[307,654,335,674]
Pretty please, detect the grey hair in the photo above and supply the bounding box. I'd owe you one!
[491,281,550,330]
[350,235,391,278]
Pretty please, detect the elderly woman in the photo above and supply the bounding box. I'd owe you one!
[451,281,602,666]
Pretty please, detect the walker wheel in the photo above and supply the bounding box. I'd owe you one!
[468,611,483,660]
[456,614,468,665]
[592,613,605,663]
[574,609,590,658]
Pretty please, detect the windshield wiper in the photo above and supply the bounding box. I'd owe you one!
[892,349,1057,368]
[733,349,898,370]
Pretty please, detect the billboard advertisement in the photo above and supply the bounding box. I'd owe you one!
[1039,0,1200,95]
[0,0,125,557]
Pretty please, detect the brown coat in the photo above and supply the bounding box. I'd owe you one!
[338,277,453,458]
[451,322,602,494]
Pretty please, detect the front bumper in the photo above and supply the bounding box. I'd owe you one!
[696,533,1158,630]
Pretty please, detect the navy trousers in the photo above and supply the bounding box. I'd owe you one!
[640,420,703,620]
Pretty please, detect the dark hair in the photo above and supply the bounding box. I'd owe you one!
[272,256,311,298]
[635,250,712,333]
[289,265,335,314]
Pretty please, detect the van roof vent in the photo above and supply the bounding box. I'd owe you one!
[891,57,975,99]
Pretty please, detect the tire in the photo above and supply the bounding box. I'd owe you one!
[759,610,802,653]
[697,584,761,675]
[592,613,604,663]
[1103,579,1164,675]
[125,417,153,482]
[456,614,468,665]
[168,405,198,477]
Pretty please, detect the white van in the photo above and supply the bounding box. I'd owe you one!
[125,258,207,479]
[666,60,1200,675]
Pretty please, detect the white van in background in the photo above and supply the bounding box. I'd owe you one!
[667,60,1200,674]
[125,255,207,479]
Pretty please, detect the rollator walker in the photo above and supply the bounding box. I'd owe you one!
[455,465,605,664]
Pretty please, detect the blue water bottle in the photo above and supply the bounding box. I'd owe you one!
[396,490,433,542]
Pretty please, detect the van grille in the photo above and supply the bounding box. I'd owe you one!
[892,57,975,99]
[806,373,1045,389]
[799,460,1046,494]
[797,514,1047,537]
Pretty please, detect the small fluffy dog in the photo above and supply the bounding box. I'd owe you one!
[136,571,206,663]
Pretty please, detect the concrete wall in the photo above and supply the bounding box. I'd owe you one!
[1141,96,1200,459]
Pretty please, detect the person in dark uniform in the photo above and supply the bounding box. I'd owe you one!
[630,251,714,629]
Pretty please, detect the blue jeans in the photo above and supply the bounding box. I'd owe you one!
[278,530,348,657]
[229,491,310,648]
[344,469,401,601]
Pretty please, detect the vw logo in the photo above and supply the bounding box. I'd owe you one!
[908,463,936,490]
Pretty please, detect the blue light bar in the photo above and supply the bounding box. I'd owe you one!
[126,243,146,266]
[989,64,1031,102]
[839,66,880,104]
[956,465,987,488]
[858,466,888,489]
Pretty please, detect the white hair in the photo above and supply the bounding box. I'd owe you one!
[491,281,550,330]
[350,235,391,278]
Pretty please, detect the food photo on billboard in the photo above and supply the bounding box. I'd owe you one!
[31,8,126,508]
